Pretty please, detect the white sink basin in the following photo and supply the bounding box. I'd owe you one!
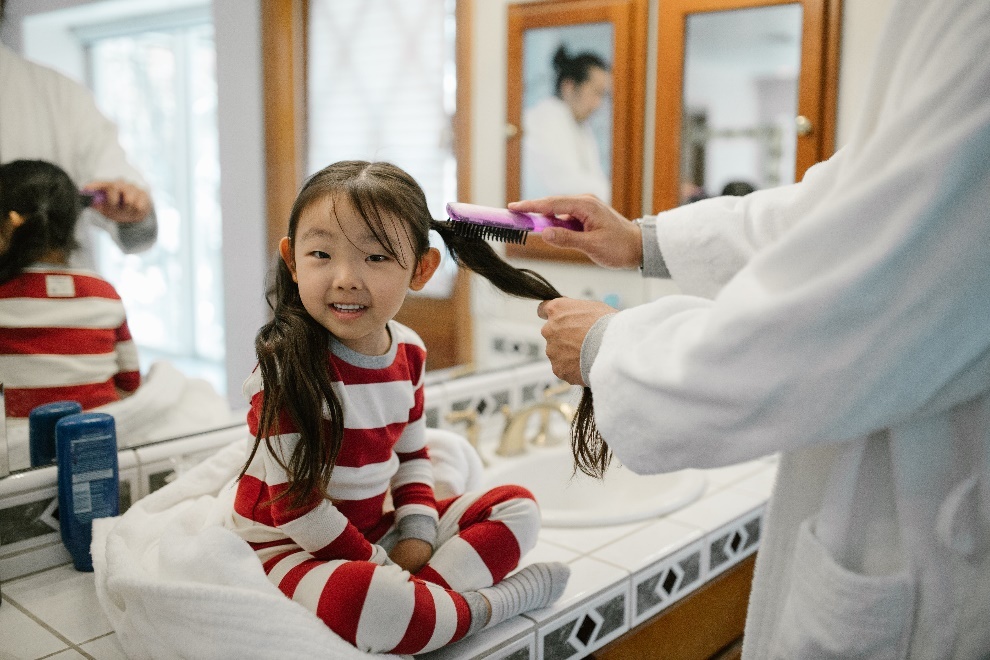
[481,444,706,528]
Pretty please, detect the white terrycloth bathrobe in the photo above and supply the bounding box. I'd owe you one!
[522,95,610,203]
[588,0,990,657]
[0,43,157,269]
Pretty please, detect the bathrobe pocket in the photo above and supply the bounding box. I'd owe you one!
[768,518,916,660]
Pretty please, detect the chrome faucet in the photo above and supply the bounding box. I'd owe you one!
[496,384,576,458]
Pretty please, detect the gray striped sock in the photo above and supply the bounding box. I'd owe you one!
[477,562,570,628]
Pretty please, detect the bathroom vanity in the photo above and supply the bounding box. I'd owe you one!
[0,360,775,659]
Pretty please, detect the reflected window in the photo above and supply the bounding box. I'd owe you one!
[81,10,224,391]
[681,4,802,203]
[307,0,457,298]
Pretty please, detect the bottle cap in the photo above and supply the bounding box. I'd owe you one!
[28,401,83,467]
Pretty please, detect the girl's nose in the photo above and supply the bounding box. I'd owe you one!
[332,260,362,290]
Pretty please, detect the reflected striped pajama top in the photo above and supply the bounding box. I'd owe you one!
[0,265,140,417]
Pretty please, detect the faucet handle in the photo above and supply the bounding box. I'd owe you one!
[445,408,487,466]
[542,382,574,401]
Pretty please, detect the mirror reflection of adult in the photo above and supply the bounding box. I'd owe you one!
[511,0,990,655]
[522,45,611,203]
[0,0,157,270]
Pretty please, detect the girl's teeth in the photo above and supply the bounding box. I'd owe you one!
[334,304,363,311]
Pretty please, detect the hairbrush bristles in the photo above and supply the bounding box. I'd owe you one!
[444,219,529,244]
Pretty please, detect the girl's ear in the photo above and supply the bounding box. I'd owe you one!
[7,211,26,230]
[278,236,298,283]
[409,248,441,291]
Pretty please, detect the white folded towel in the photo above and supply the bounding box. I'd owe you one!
[423,427,485,500]
[92,428,483,659]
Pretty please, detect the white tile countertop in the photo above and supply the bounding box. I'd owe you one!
[1,454,776,660]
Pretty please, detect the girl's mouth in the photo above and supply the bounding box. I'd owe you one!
[331,303,367,316]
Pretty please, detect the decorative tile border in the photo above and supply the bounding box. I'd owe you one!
[706,506,764,580]
[536,582,629,660]
[631,538,706,627]
[485,635,535,660]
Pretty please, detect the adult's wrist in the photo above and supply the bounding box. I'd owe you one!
[637,216,670,278]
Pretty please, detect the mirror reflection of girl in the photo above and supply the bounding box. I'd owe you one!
[0,159,140,417]
[522,44,612,203]
[224,161,570,655]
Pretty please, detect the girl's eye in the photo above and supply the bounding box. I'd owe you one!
[367,254,389,263]
[311,250,330,260]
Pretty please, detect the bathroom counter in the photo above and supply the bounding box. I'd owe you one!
[1,363,776,659]
[1,452,775,659]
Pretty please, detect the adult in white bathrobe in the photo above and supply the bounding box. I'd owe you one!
[0,13,156,270]
[522,46,612,204]
[511,0,990,657]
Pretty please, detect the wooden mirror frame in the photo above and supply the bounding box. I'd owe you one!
[505,0,648,264]
[653,0,841,213]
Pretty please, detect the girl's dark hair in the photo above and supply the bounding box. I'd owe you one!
[552,45,610,97]
[0,159,82,284]
[243,160,609,507]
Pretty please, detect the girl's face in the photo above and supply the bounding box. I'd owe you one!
[280,194,439,356]
[561,67,611,123]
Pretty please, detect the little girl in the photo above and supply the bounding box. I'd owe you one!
[225,161,571,655]
[0,159,140,417]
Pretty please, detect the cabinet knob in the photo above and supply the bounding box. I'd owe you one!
[795,115,814,137]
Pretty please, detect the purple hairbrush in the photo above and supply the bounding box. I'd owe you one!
[445,202,583,245]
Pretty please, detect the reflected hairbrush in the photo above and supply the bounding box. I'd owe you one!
[79,190,107,208]
[445,202,582,245]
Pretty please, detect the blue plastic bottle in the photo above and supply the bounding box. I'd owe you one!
[55,412,119,572]
[29,401,83,467]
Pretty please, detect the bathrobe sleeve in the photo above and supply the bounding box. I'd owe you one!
[591,2,990,474]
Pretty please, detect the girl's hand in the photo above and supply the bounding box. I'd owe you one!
[389,538,433,573]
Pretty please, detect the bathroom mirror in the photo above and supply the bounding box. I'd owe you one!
[653,0,840,212]
[504,0,647,264]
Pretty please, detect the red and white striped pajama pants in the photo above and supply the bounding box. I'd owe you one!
[250,484,539,655]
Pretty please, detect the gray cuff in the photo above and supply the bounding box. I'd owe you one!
[397,513,438,547]
[638,216,670,279]
[116,207,159,253]
[580,313,616,385]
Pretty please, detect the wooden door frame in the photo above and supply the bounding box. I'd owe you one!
[652,0,841,213]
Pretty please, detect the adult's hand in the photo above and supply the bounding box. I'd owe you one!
[83,179,153,224]
[537,297,617,386]
[508,194,642,270]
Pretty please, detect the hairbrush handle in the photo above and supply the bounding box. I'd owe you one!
[446,202,583,233]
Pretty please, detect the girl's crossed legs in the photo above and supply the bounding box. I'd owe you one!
[252,485,559,654]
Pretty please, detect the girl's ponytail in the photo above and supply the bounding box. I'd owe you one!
[430,220,611,479]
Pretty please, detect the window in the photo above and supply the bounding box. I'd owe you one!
[78,9,225,392]
[307,0,458,298]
